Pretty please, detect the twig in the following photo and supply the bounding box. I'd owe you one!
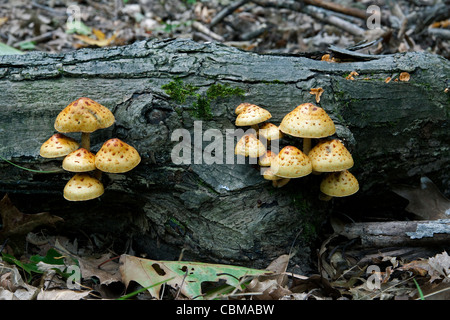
[427,28,450,41]
[209,0,252,28]
[14,31,55,47]
[303,5,366,37]
[192,21,225,42]
[301,0,368,21]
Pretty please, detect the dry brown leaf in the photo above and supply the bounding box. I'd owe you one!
[245,254,293,300]
[73,29,117,47]
[0,17,8,28]
[385,76,392,83]
[427,251,450,283]
[392,177,450,220]
[0,194,63,240]
[78,253,122,285]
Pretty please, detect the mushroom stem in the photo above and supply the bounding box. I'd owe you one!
[81,132,90,151]
[303,138,312,155]
[274,178,290,188]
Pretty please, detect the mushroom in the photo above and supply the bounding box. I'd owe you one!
[63,173,104,201]
[308,139,354,173]
[235,103,272,131]
[40,133,79,158]
[270,146,312,179]
[258,122,283,142]
[235,102,253,115]
[258,150,277,167]
[319,170,359,201]
[54,97,115,151]
[261,166,291,188]
[279,103,336,155]
[235,134,266,158]
[95,138,141,173]
[62,148,96,172]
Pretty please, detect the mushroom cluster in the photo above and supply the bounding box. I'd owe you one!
[40,97,141,201]
[233,102,359,199]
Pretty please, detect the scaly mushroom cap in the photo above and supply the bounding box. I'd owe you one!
[54,97,115,133]
[63,173,104,201]
[235,134,266,158]
[320,170,359,197]
[235,104,271,126]
[62,148,96,172]
[95,138,141,173]
[258,150,277,167]
[308,139,354,172]
[270,146,312,178]
[258,123,283,141]
[235,102,253,115]
[40,133,79,158]
[261,167,282,181]
[279,103,335,138]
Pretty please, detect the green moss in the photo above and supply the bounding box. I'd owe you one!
[191,94,212,119]
[162,79,246,120]
[162,78,199,104]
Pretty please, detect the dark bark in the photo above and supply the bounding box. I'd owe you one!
[0,39,449,270]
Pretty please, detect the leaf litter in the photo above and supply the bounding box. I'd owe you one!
[1,178,450,300]
[0,0,450,300]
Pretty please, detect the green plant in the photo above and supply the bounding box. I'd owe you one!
[0,154,60,173]
[162,79,246,120]
[1,248,77,283]
[413,278,425,300]
[162,78,198,104]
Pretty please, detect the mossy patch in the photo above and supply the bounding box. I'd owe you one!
[162,79,245,120]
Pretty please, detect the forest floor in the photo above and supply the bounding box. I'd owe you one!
[0,0,449,301]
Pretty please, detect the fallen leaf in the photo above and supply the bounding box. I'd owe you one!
[392,176,450,220]
[245,254,293,300]
[119,254,271,300]
[385,76,392,83]
[73,29,117,47]
[427,251,450,283]
[0,194,63,240]
[79,253,122,285]
[37,288,91,300]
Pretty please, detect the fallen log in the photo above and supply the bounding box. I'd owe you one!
[334,219,450,248]
[0,39,448,270]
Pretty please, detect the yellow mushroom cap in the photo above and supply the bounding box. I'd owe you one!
[235,134,266,158]
[62,148,96,172]
[258,123,283,141]
[320,170,359,197]
[235,104,271,126]
[279,103,335,138]
[308,139,354,172]
[95,138,141,173]
[270,146,312,178]
[258,150,277,167]
[40,133,79,158]
[235,102,253,115]
[261,167,282,181]
[54,97,115,133]
[63,173,104,201]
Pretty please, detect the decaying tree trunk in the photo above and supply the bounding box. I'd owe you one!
[0,39,449,271]
[334,219,450,248]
